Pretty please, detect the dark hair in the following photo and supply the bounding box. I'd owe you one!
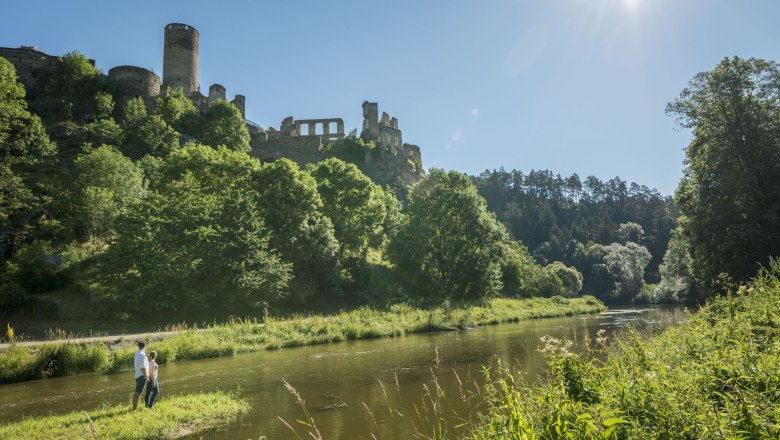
[150,351,157,360]
[138,341,146,349]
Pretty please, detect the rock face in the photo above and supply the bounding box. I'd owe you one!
[0,24,425,187]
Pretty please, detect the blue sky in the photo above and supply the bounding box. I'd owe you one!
[3,0,780,195]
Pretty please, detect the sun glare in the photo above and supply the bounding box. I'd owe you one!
[624,0,641,11]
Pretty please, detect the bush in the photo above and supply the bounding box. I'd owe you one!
[4,241,65,293]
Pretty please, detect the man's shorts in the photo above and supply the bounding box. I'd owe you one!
[135,375,147,393]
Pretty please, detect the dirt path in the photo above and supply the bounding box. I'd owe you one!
[0,330,182,350]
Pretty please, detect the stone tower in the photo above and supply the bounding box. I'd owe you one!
[360,101,379,141]
[162,23,199,95]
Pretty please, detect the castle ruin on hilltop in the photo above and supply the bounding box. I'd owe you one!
[0,23,424,185]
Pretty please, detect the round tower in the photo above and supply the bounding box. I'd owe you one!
[162,23,199,95]
[107,65,161,108]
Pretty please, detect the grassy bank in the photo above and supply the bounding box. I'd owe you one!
[0,295,605,384]
[467,262,780,439]
[0,391,248,439]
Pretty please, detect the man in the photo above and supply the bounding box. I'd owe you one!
[132,340,149,409]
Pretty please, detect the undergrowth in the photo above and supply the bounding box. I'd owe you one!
[467,260,780,439]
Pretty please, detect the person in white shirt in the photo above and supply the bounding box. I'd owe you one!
[132,341,149,410]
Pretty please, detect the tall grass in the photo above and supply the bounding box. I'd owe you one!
[0,391,249,439]
[466,261,780,439]
[0,296,606,384]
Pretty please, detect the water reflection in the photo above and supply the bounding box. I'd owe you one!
[0,307,686,439]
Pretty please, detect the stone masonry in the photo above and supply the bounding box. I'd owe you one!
[0,23,424,186]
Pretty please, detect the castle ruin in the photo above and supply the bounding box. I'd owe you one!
[0,23,424,185]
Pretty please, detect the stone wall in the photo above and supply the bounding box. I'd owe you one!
[0,46,60,113]
[107,65,161,111]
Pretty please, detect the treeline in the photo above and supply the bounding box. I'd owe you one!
[0,53,586,321]
[473,169,677,303]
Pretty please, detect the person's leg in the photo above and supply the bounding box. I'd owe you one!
[132,376,145,409]
[144,380,153,407]
[147,380,159,408]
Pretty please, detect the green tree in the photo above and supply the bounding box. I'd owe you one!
[576,241,651,302]
[308,158,387,257]
[121,97,179,159]
[616,222,644,244]
[654,228,697,303]
[155,87,198,134]
[668,57,780,291]
[389,169,506,304]
[0,57,57,258]
[78,118,124,147]
[253,159,339,301]
[94,145,290,317]
[72,145,144,242]
[546,261,583,297]
[198,100,250,153]
[42,51,102,122]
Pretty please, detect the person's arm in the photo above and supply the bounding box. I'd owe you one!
[143,356,149,382]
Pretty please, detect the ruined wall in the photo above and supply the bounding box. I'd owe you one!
[0,46,61,113]
[107,65,161,111]
[250,135,327,165]
[162,23,199,95]
[208,83,225,107]
[232,94,245,118]
[360,101,379,141]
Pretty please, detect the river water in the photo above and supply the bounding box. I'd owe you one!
[0,307,686,439]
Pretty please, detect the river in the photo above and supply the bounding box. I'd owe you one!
[0,306,687,439]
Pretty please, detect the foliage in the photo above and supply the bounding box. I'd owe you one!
[309,158,388,257]
[76,117,124,147]
[546,261,583,297]
[121,97,180,159]
[470,260,780,440]
[2,240,64,293]
[390,169,507,304]
[92,145,291,317]
[325,129,374,164]
[0,57,57,258]
[0,392,249,439]
[253,158,340,301]
[616,221,643,244]
[653,227,697,303]
[473,169,676,283]
[155,87,198,133]
[196,99,251,153]
[41,51,102,122]
[668,56,780,292]
[575,241,651,302]
[71,145,144,241]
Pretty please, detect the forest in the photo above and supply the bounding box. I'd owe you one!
[2,51,777,333]
[0,51,603,325]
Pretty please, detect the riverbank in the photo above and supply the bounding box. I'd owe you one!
[0,391,248,439]
[467,263,780,439]
[0,295,605,384]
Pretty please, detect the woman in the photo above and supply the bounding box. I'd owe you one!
[144,351,160,408]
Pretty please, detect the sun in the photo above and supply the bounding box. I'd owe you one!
[623,0,641,11]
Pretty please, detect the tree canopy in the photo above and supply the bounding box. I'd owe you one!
[389,169,507,304]
[668,57,780,291]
